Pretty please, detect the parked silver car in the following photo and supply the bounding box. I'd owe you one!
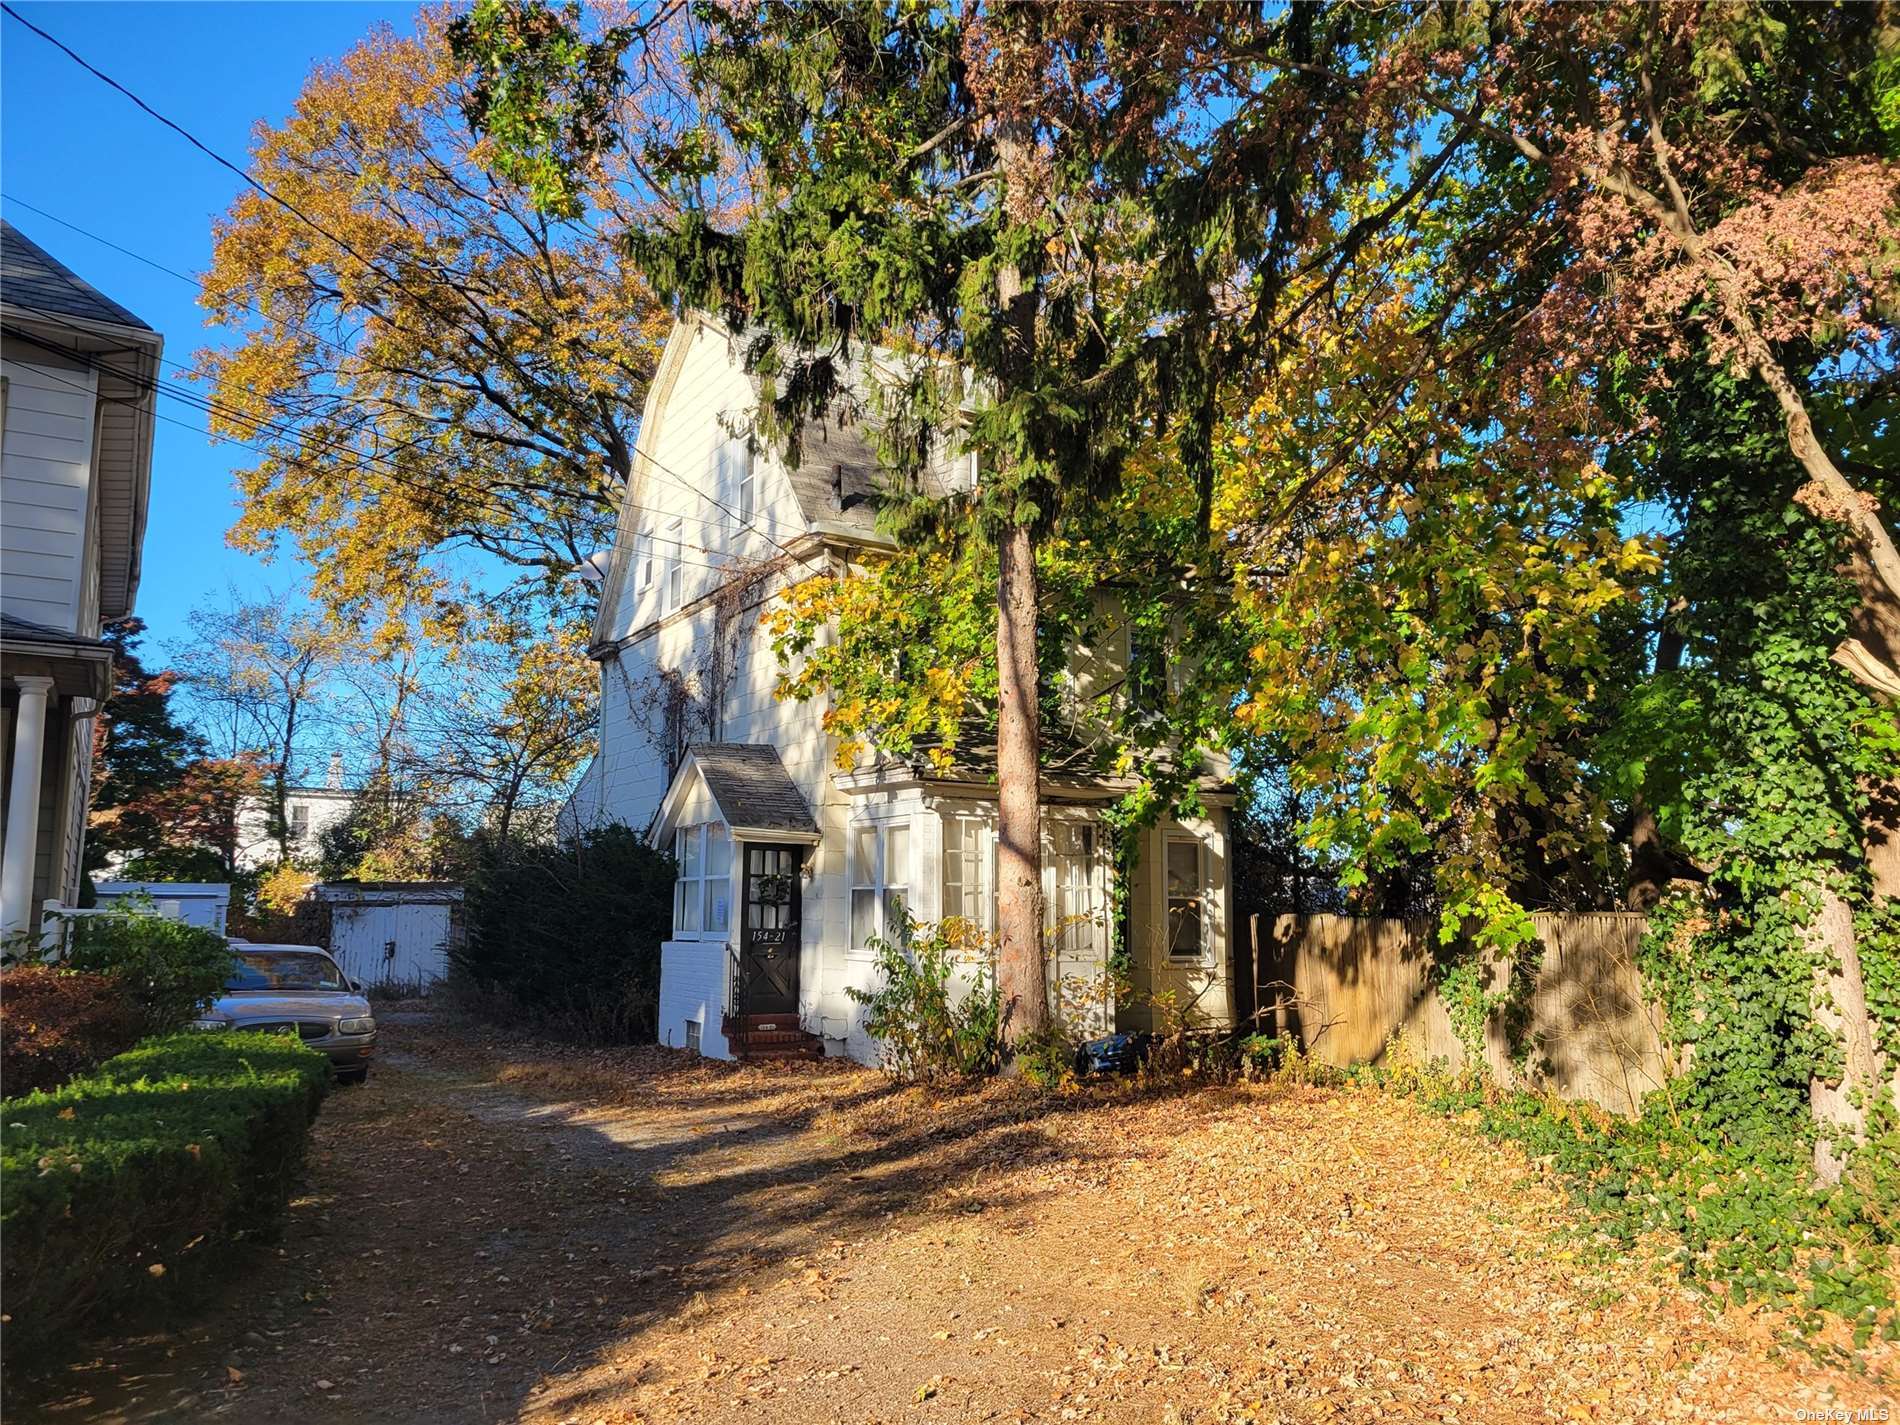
[193,944,378,1083]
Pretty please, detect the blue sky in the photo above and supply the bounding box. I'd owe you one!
[2,1,422,656]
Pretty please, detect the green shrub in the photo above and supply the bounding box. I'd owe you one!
[0,1030,330,1373]
[62,910,234,1034]
[0,966,145,1093]
[457,826,674,1042]
[848,915,1002,1084]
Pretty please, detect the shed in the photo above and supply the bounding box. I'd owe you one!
[315,882,463,992]
[91,881,231,934]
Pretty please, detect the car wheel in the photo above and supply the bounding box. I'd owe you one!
[336,1067,369,1085]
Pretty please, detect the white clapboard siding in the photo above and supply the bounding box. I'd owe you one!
[1,358,99,634]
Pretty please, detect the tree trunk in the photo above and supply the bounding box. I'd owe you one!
[996,517,1047,1044]
[1808,879,1883,1185]
[274,695,298,864]
[992,111,1048,1049]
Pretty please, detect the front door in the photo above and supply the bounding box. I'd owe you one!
[738,844,802,1015]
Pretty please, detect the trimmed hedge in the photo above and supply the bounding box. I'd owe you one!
[0,966,146,1093]
[64,910,235,1034]
[0,1031,330,1372]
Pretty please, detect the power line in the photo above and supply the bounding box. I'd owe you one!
[1,192,817,566]
[0,10,836,579]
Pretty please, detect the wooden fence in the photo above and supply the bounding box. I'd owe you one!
[1251,912,1672,1116]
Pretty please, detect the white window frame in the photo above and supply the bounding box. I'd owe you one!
[1165,834,1207,961]
[1049,820,1103,963]
[664,517,685,611]
[673,822,733,940]
[850,818,912,954]
[941,810,997,935]
[724,438,757,526]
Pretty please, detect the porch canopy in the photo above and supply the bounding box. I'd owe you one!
[649,743,820,848]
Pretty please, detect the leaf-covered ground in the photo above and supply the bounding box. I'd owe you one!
[14,1010,1893,1423]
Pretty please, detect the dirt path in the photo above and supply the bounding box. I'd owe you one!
[11,1012,1892,1424]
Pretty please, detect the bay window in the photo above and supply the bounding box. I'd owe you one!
[1166,835,1206,960]
[850,820,911,952]
[942,812,995,934]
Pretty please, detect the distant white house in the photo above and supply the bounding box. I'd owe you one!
[563,314,1236,1064]
[0,221,159,935]
[234,753,354,870]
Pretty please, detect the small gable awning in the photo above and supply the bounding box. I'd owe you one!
[650,744,821,848]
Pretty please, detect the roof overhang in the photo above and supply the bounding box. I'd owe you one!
[0,629,111,701]
[832,762,1237,809]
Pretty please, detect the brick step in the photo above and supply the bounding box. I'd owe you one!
[738,1043,826,1062]
[728,1013,802,1033]
[734,1029,817,1048]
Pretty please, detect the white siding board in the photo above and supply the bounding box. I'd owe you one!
[2,358,97,636]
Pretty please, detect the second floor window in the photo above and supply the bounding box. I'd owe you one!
[719,437,756,525]
[664,517,684,611]
[289,804,309,837]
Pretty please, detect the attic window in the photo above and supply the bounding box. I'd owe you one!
[665,517,684,611]
[719,438,756,525]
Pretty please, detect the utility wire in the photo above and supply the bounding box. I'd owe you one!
[0,16,836,578]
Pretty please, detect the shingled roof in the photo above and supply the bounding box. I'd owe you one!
[1,219,152,331]
[688,744,819,836]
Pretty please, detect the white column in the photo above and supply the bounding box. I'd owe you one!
[1,676,56,935]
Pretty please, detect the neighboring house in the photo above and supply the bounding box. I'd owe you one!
[564,313,1236,1063]
[0,221,159,936]
[234,753,354,870]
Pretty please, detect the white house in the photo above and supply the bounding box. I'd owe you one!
[564,313,1235,1063]
[233,753,354,870]
[0,221,159,935]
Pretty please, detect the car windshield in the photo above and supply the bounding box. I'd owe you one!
[226,951,346,992]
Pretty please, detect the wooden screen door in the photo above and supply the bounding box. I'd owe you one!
[739,844,802,1015]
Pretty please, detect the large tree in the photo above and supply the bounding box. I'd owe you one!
[86,619,209,875]
[196,5,697,631]
[454,0,1445,1044]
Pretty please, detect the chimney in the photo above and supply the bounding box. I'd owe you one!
[326,751,344,791]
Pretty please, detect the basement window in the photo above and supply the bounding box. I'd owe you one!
[685,1019,702,1055]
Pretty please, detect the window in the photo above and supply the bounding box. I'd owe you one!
[637,532,654,592]
[289,803,310,837]
[1052,822,1100,961]
[704,824,731,933]
[684,1019,702,1054]
[674,823,731,938]
[719,438,757,525]
[1166,836,1205,960]
[675,824,703,932]
[664,518,685,611]
[942,812,996,934]
[851,820,911,952]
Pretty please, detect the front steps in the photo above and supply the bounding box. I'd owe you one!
[723,1012,826,1062]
